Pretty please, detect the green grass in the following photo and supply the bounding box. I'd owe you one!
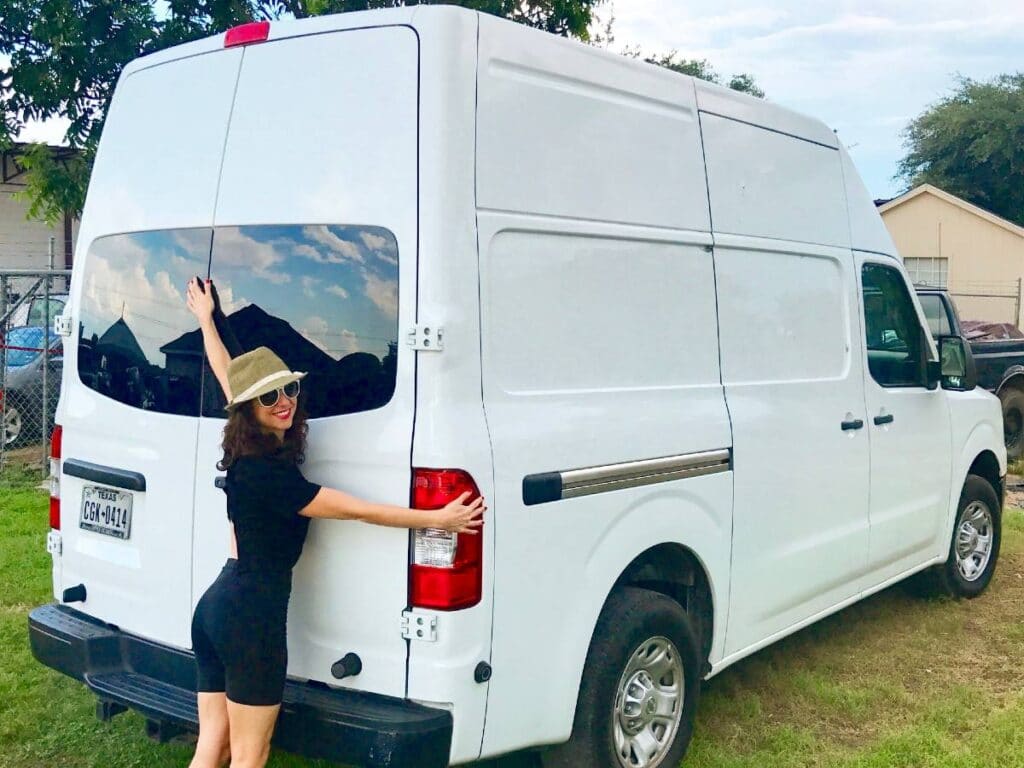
[3,470,1024,767]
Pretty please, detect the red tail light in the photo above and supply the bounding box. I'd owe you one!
[224,21,270,48]
[49,425,62,530]
[410,468,483,611]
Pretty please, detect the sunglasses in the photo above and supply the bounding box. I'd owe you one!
[257,380,301,408]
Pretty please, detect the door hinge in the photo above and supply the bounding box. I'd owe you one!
[407,325,444,352]
[46,530,62,556]
[401,609,438,642]
[54,313,72,338]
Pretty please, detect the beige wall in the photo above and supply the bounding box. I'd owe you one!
[0,183,75,270]
[881,189,1024,325]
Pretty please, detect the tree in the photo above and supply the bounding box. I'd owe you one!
[899,74,1024,226]
[640,52,764,98]
[1,0,602,223]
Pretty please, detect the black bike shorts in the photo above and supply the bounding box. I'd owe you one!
[191,560,291,706]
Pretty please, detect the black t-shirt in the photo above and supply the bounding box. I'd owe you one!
[224,455,321,578]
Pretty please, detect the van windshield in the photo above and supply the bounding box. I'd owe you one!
[76,225,400,419]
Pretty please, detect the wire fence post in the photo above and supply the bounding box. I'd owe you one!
[41,238,55,471]
[1,273,7,472]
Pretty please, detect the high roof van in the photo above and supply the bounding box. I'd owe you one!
[29,6,1006,767]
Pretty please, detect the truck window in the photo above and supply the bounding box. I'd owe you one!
[917,294,952,337]
[76,229,211,415]
[862,263,927,388]
[202,225,400,419]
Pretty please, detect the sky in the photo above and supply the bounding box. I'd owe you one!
[604,0,1024,200]
[16,1,1024,201]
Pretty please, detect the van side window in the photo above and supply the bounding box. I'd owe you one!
[862,263,927,387]
[200,225,400,419]
[77,229,212,416]
[917,293,952,337]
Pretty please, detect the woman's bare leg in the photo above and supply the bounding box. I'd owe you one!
[226,700,280,768]
[190,692,231,768]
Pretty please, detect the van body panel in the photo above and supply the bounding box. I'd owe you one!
[840,145,899,257]
[404,9,494,764]
[475,215,731,753]
[701,113,850,248]
[713,233,871,656]
[81,51,241,235]
[477,14,709,231]
[56,50,243,648]
[694,78,839,149]
[189,26,420,699]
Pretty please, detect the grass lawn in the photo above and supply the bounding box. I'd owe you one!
[2,463,1024,767]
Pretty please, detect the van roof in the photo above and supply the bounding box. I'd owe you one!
[125,4,836,157]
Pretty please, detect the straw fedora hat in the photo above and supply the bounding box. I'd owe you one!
[225,347,306,410]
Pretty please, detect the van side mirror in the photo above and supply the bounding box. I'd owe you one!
[937,335,977,391]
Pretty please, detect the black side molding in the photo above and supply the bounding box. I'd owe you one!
[63,459,146,492]
[523,472,563,506]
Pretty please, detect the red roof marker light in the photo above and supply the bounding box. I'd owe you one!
[224,21,270,48]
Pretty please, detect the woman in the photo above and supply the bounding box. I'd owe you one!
[184,277,484,768]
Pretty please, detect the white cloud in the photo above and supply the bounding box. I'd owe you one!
[362,271,398,317]
[215,228,291,284]
[325,284,349,300]
[360,231,391,251]
[301,275,318,298]
[301,226,365,264]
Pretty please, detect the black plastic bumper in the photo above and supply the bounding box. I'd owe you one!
[28,604,453,767]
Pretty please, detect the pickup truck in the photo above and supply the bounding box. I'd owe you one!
[916,286,1024,459]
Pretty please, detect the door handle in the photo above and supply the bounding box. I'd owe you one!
[873,414,894,426]
[841,419,864,431]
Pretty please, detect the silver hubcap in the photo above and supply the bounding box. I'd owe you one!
[613,636,684,768]
[3,406,21,446]
[955,500,994,582]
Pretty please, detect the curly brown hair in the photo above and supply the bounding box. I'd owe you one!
[217,399,308,471]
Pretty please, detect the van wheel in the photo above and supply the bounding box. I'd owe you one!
[1000,388,1024,460]
[923,475,1002,598]
[542,588,700,768]
[2,400,24,447]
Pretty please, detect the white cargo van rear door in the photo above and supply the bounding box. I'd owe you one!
[59,49,242,649]
[190,26,418,698]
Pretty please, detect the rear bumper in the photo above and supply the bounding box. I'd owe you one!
[28,603,453,768]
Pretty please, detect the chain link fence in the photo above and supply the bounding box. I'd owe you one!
[0,267,72,475]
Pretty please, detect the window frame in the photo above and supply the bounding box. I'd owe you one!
[860,260,933,390]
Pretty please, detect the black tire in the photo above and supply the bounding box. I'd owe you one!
[999,388,1024,461]
[919,474,1002,598]
[542,588,701,768]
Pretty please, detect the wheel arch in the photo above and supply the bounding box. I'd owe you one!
[612,543,716,675]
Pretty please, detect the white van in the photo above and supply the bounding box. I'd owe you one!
[29,6,1006,767]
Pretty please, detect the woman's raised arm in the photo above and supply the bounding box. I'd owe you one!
[186,277,233,402]
[300,488,486,534]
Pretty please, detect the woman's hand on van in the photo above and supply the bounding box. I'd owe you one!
[186,277,215,324]
[434,492,486,534]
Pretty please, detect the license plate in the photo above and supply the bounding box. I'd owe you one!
[80,486,133,540]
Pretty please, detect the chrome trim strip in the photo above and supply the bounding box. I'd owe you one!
[521,449,732,506]
[560,449,731,490]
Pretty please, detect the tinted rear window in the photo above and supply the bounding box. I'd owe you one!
[77,226,400,419]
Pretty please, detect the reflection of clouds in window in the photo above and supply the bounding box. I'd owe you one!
[216,227,291,284]
[300,315,332,354]
[301,226,364,264]
[361,269,398,316]
[325,284,349,300]
[301,276,318,299]
[214,282,250,314]
[83,253,193,365]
